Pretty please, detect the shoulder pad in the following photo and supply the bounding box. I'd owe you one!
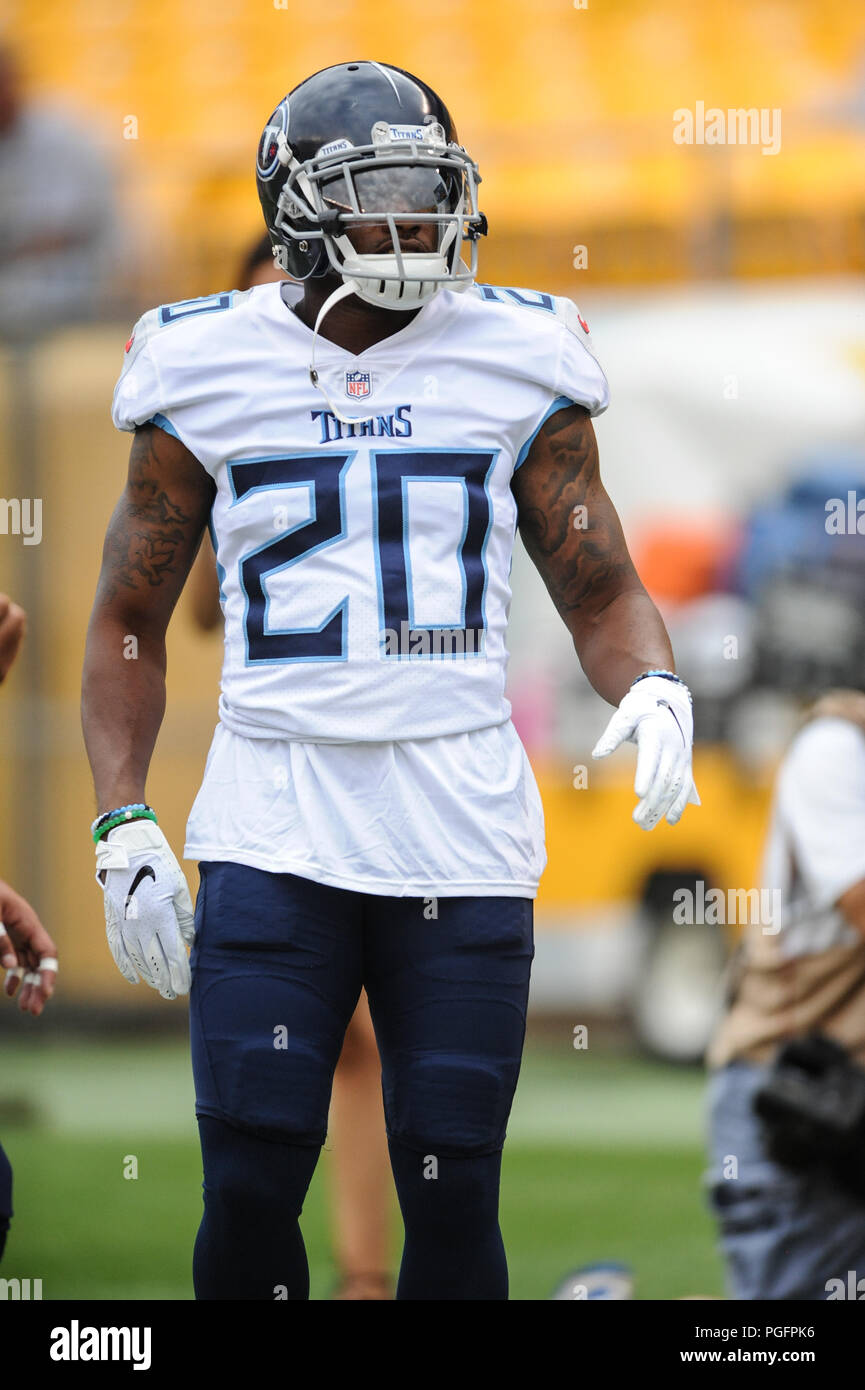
[471,283,560,316]
[121,290,243,369]
[550,295,595,346]
[470,284,598,351]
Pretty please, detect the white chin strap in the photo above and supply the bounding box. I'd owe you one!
[307,282,376,425]
[307,255,456,426]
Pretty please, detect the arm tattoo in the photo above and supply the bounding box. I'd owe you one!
[101,427,210,600]
[512,404,641,622]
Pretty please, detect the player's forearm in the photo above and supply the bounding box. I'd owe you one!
[514,405,677,706]
[574,587,675,706]
[81,611,167,813]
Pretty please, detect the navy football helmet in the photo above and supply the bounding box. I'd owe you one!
[255,61,486,309]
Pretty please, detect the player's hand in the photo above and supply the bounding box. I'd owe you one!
[0,594,26,683]
[592,675,700,831]
[1,880,58,1017]
[95,820,195,1000]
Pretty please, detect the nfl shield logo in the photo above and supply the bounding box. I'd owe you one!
[345,370,371,399]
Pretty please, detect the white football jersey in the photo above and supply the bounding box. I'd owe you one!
[112,280,608,744]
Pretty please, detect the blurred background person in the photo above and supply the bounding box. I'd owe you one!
[0,42,117,344]
[0,592,58,1262]
[188,235,395,1301]
[706,688,865,1300]
[0,878,58,1262]
[0,592,25,683]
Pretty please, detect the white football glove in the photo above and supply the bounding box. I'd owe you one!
[95,820,194,999]
[592,675,700,831]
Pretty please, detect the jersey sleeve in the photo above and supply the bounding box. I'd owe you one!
[551,296,610,418]
[110,307,169,433]
[511,295,610,469]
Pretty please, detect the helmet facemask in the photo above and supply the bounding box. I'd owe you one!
[272,122,485,308]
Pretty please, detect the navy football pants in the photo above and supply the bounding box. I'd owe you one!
[190,861,533,1300]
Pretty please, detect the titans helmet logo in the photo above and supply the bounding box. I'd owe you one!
[257,99,290,181]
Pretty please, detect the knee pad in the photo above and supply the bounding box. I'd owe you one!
[191,977,339,1144]
[190,862,360,1144]
[384,1053,517,1157]
[193,992,334,1142]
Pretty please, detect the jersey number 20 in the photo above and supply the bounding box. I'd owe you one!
[226,450,496,663]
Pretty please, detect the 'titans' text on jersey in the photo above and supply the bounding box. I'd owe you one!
[112,280,608,744]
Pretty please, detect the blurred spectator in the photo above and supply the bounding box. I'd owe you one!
[0,593,26,682]
[0,43,117,342]
[733,454,865,605]
[0,593,59,1261]
[705,689,865,1300]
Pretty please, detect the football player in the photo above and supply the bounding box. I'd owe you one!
[81,61,697,1300]
[188,235,395,1299]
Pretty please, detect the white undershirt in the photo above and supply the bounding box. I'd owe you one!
[184,719,546,898]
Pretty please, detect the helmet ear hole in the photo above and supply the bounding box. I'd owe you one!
[282,239,329,280]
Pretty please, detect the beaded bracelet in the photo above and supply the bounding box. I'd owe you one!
[91,801,151,835]
[631,669,688,690]
[91,803,158,844]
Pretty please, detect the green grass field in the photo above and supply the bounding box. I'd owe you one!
[0,1037,725,1300]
